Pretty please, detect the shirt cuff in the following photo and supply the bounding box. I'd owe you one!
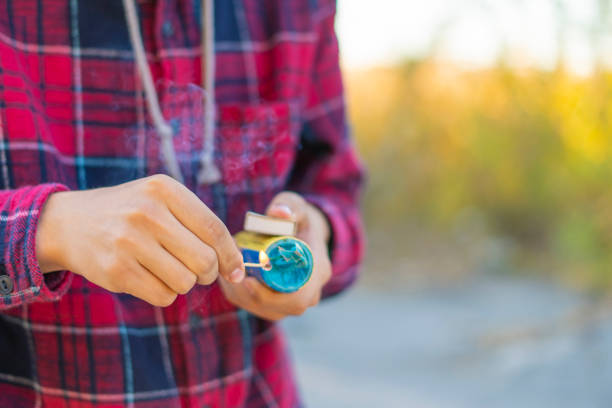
[1,184,73,307]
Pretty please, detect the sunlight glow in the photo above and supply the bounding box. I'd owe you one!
[337,0,602,74]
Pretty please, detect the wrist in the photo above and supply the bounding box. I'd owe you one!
[36,191,68,273]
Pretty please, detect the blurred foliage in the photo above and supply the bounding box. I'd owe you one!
[347,59,612,291]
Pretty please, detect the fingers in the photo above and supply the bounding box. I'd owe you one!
[141,175,244,283]
[219,278,286,321]
[223,277,315,319]
[243,278,316,316]
[268,191,332,244]
[153,212,220,285]
[220,241,332,320]
[220,240,332,320]
[118,261,178,307]
[133,241,198,295]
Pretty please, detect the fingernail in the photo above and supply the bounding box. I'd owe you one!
[229,268,245,283]
[271,204,293,217]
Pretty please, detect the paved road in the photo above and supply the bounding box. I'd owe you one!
[283,275,612,408]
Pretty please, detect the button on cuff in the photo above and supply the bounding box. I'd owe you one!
[0,275,14,295]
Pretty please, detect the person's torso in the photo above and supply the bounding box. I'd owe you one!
[0,0,326,405]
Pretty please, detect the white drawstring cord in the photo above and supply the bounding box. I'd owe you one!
[123,0,221,185]
[123,0,183,183]
[197,0,221,184]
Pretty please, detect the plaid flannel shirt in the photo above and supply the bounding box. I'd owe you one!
[0,0,364,407]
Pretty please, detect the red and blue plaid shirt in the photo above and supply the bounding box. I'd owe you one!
[0,1,364,407]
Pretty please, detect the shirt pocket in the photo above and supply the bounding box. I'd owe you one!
[209,102,301,231]
[215,102,299,192]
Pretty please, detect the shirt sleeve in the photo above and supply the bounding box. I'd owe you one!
[288,2,366,298]
[0,184,73,309]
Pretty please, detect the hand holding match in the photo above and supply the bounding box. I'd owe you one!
[219,191,332,321]
[35,174,245,307]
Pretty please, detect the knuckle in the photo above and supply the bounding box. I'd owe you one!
[112,230,137,249]
[124,206,167,234]
[124,207,147,225]
[292,299,311,316]
[142,174,173,197]
[309,295,321,308]
[106,258,124,277]
[125,202,158,225]
[197,253,219,283]
[195,246,214,268]
[176,274,197,294]
[206,220,228,244]
[291,307,307,316]
[140,211,167,235]
[105,263,127,292]
[155,292,177,307]
[198,271,217,285]
[148,174,173,185]
[148,217,168,236]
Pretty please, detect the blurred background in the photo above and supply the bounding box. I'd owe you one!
[284,0,612,407]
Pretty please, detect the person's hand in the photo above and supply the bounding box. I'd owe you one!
[35,174,245,307]
[219,192,332,321]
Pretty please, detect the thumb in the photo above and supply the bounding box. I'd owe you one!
[266,192,307,225]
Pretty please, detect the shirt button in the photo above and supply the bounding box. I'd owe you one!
[0,275,13,295]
